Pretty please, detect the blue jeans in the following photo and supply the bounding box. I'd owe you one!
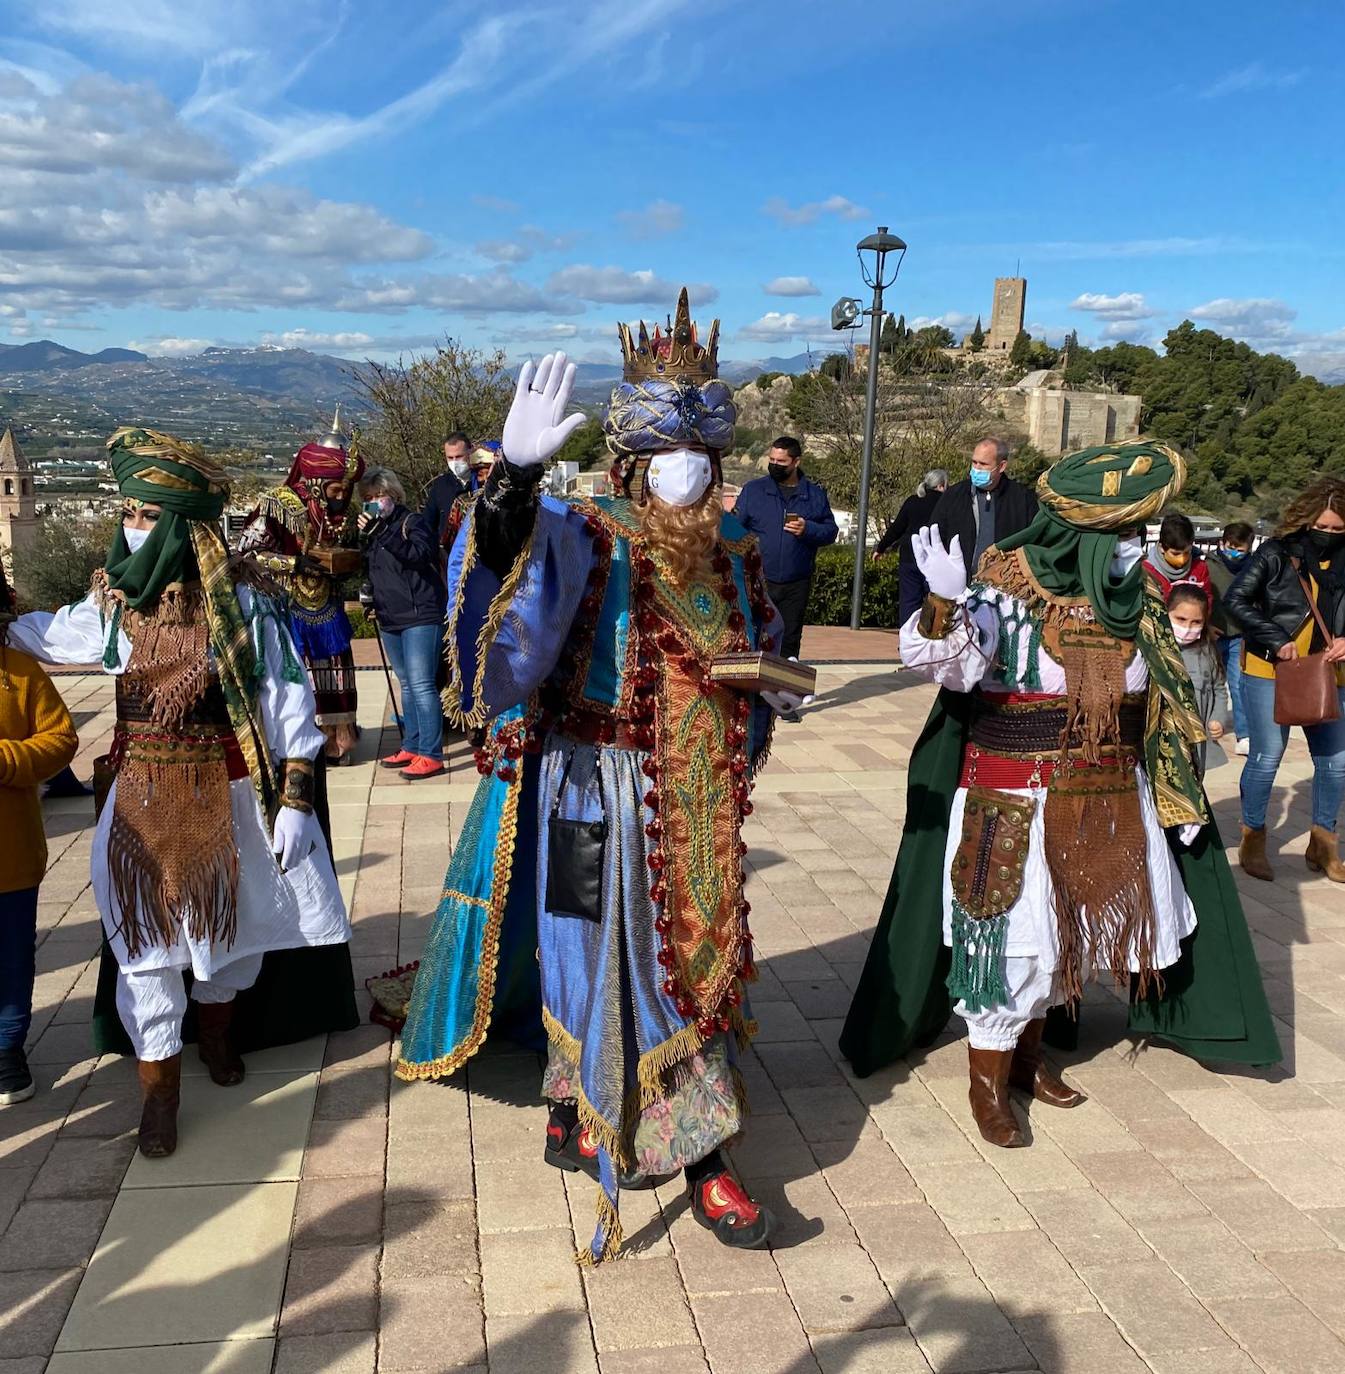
[1216,635,1249,740]
[0,887,39,1051]
[1240,673,1345,831]
[381,623,444,762]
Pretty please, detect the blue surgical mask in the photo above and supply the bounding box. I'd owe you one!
[1222,546,1246,563]
[969,467,992,490]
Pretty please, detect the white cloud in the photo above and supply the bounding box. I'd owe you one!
[129,336,214,356]
[911,312,976,331]
[471,193,520,213]
[1200,63,1305,100]
[1099,321,1153,342]
[616,199,684,239]
[261,328,375,350]
[546,265,717,306]
[763,195,870,226]
[1070,291,1156,321]
[475,226,574,265]
[738,311,827,342]
[764,276,821,297]
[477,239,532,264]
[1188,297,1297,331]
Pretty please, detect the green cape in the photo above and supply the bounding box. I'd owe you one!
[839,688,1282,1075]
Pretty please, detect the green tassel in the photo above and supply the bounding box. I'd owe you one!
[946,902,1010,1013]
[997,608,1020,686]
[102,602,123,670]
[250,594,305,685]
[1023,618,1044,691]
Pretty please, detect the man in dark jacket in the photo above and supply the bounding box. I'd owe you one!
[932,437,1038,578]
[420,431,470,549]
[875,468,948,623]
[732,435,838,673]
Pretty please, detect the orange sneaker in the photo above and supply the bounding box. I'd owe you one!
[379,750,415,769]
[400,756,446,780]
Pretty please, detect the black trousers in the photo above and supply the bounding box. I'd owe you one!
[766,576,811,660]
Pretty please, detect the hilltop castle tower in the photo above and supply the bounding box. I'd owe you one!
[0,427,39,593]
[985,277,1026,351]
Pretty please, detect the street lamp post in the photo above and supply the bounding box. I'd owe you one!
[834,227,906,631]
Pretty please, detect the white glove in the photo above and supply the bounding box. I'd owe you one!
[911,525,968,601]
[763,688,813,715]
[501,351,586,468]
[272,806,318,872]
[1177,822,1202,849]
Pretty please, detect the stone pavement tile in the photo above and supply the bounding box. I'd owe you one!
[1187,1177,1336,1253]
[59,1059,143,1139]
[810,1327,929,1374]
[959,1231,1098,1319]
[968,1125,1090,1193]
[750,1173,855,1249]
[598,1348,709,1374]
[666,1204,782,1297]
[906,1161,1034,1236]
[1168,1085,1299,1150]
[0,1267,83,1359]
[1142,1352,1263,1374]
[583,1255,699,1351]
[1060,1064,1184,1126]
[292,1176,384,1249]
[1233,1138,1345,1208]
[323,1024,393,1072]
[385,1128,475,1202]
[780,978,854,1021]
[300,1115,387,1179]
[900,1274,1033,1374]
[476,1157,572,1233]
[0,1353,47,1372]
[382,1199,478,1279]
[690,1290,820,1374]
[1124,1042,1218,1093]
[0,1080,85,1170]
[1261,1248,1345,1339]
[485,1311,596,1374]
[280,1245,380,1336]
[1135,1214,1283,1302]
[46,1341,275,1372]
[1078,1259,1228,1357]
[774,1241,901,1334]
[1029,1098,1143,1155]
[28,1021,98,1066]
[1013,1311,1147,1374]
[29,1133,136,1199]
[379,1276,487,1371]
[1018,1189,1152,1268]
[467,1098,549,1166]
[1071,1151,1208,1223]
[1119,1116,1253,1183]
[274,1331,376,1374]
[1304,1205,1345,1243]
[1209,1294,1345,1374]
[781,1085,869,1144]
[847,1202,974,1298]
[0,1163,38,1233]
[733,1054,785,1114]
[0,1196,112,1272]
[313,1066,389,1121]
[870,1103,982,1168]
[752,1000,816,1043]
[57,1181,298,1350]
[732,1113,817,1181]
[565,1177,671,1260]
[480,1228,586,1315]
[809,1134,921,1208]
[120,1072,317,1188]
[754,1041,848,1090]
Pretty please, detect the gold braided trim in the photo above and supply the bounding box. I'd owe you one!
[540,1006,636,1167]
[393,767,523,1082]
[636,1008,756,1109]
[575,1185,624,1268]
[442,512,536,730]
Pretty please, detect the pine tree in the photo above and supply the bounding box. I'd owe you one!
[968,316,985,352]
[1009,329,1033,368]
[879,313,900,356]
[894,314,908,343]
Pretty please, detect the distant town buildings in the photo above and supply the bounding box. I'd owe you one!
[0,427,38,590]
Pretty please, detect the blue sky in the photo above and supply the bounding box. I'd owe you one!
[1,0,1342,376]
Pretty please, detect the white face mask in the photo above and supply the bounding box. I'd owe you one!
[646,447,713,508]
[123,525,151,553]
[1110,535,1144,577]
[1171,622,1204,646]
[448,460,470,480]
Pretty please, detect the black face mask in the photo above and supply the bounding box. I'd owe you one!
[768,463,793,484]
[1308,528,1345,558]
[326,496,350,518]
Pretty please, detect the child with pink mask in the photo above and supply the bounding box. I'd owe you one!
[1168,583,1230,778]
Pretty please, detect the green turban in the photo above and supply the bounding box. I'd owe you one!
[996,440,1187,640]
[104,427,231,612]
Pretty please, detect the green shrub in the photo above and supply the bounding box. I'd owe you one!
[804,545,902,628]
[347,605,379,639]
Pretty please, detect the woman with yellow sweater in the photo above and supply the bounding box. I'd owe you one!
[1,562,78,1104]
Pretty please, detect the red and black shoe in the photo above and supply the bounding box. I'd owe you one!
[543,1104,663,1191]
[688,1162,774,1249]
[379,749,415,769]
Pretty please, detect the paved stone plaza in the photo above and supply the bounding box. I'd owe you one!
[3,651,1344,1374]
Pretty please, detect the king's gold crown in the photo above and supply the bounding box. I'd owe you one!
[617,286,720,384]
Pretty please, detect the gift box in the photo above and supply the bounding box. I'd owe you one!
[310,546,363,575]
[707,652,816,696]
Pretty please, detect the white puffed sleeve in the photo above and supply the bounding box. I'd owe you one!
[898,598,998,694]
[237,585,324,762]
[8,593,131,672]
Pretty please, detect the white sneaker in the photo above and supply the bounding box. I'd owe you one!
[1235,737,1250,756]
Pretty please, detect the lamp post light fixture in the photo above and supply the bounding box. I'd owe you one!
[831,226,906,631]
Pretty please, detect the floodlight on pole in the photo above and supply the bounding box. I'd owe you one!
[849,226,906,631]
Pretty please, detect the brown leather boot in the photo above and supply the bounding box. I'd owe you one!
[968,1047,1025,1148]
[137,1054,181,1158]
[196,1002,245,1086]
[1306,825,1345,883]
[1239,825,1273,881]
[1010,1019,1087,1108]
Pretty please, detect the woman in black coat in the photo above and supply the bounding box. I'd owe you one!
[1223,476,1345,882]
[875,468,948,624]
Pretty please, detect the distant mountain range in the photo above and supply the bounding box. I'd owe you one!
[0,339,831,447]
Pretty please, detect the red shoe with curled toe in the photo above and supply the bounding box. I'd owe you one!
[689,1167,774,1249]
[543,1110,663,1191]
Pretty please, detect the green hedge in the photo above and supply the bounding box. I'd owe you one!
[804,545,902,628]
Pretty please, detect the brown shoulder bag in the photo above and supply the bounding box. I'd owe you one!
[1273,562,1341,727]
